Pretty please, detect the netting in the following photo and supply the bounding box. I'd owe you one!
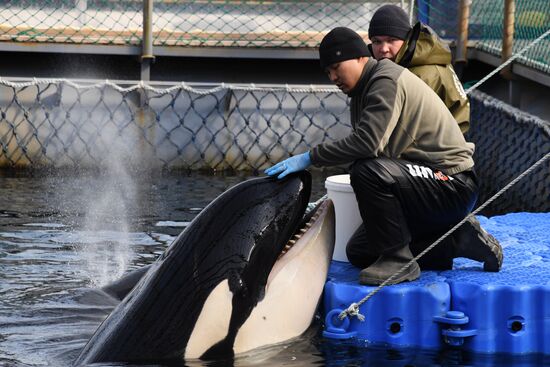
[0,0,143,45]
[2,1,547,72]
[1,78,548,213]
[0,1,407,48]
[419,0,550,73]
[467,89,549,215]
[0,79,349,170]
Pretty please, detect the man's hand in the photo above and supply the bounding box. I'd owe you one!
[265,152,311,179]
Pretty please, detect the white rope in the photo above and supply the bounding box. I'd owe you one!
[338,151,550,322]
[0,77,340,94]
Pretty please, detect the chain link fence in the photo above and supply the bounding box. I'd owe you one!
[418,0,550,74]
[2,1,547,70]
[0,0,408,48]
[0,79,349,170]
[0,78,548,213]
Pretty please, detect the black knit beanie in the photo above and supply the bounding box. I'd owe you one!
[368,5,412,40]
[319,27,370,69]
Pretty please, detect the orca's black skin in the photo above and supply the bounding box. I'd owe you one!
[75,172,311,365]
[101,265,152,300]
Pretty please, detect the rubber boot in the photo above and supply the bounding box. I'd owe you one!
[452,216,503,271]
[359,245,421,285]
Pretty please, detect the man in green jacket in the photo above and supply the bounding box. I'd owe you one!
[265,27,502,285]
[368,4,470,133]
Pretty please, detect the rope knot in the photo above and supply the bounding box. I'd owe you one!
[338,302,365,322]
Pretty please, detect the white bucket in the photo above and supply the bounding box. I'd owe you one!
[324,174,362,262]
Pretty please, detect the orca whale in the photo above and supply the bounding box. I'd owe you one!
[75,171,335,365]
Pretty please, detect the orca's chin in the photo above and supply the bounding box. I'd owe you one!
[234,197,335,355]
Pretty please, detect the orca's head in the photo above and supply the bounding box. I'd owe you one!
[76,171,320,365]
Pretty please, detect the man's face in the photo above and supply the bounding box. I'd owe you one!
[324,58,366,95]
[369,35,405,61]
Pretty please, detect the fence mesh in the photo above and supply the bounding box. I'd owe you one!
[0,79,349,170]
[0,0,143,45]
[1,79,548,213]
[2,1,547,71]
[419,0,550,73]
[0,1,406,48]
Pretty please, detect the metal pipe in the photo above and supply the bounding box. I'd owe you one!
[141,0,155,81]
[455,0,470,64]
[501,0,515,80]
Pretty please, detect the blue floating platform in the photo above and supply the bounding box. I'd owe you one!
[322,212,550,354]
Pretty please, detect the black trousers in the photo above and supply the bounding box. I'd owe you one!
[346,157,478,270]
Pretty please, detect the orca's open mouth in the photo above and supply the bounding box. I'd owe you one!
[278,199,327,259]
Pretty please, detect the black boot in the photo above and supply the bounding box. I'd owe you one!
[359,245,421,285]
[452,216,503,271]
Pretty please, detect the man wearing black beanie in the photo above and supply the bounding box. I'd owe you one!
[368,4,412,48]
[369,5,471,134]
[317,27,371,94]
[266,27,502,286]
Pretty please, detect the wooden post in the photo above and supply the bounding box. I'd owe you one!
[454,0,470,77]
[502,0,520,106]
[501,0,515,80]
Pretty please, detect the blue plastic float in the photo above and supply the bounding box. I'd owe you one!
[322,212,550,355]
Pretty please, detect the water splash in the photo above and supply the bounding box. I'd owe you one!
[78,155,137,288]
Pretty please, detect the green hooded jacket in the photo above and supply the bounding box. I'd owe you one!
[395,22,470,133]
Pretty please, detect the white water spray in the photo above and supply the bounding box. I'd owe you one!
[74,102,147,287]
[79,154,136,287]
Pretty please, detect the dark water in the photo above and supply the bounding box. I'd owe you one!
[0,170,548,367]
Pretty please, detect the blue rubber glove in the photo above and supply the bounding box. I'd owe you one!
[265,152,311,179]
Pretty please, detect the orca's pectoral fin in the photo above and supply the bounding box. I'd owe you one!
[200,337,235,361]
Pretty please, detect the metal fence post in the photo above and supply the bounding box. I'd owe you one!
[136,0,156,167]
[502,0,520,107]
[141,0,155,81]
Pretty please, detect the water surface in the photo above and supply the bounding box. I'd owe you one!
[0,170,547,367]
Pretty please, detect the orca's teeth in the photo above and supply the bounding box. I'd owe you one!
[279,201,326,260]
